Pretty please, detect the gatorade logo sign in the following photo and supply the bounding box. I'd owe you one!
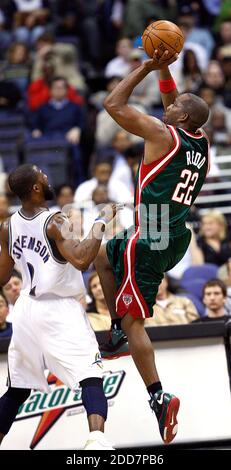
[16,370,125,449]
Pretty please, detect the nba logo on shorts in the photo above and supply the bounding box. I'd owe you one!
[122,294,133,306]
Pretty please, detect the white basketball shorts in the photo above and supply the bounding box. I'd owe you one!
[8,294,103,392]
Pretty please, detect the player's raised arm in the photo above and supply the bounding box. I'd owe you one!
[0,220,15,286]
[104,50,178,143]
[47,204,121,271]
[159,63,179,111]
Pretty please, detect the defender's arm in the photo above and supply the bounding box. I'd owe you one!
[47,205,119,271]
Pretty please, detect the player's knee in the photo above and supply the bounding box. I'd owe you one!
[122,315,144,335]
[80,378,108,421]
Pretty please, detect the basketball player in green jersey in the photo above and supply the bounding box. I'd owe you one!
[94,50,210,444]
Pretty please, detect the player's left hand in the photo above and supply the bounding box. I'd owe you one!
[143,49,179,72]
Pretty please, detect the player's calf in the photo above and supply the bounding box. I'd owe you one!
[0,387,31,443]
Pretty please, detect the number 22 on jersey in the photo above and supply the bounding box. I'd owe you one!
[172,169,199,206]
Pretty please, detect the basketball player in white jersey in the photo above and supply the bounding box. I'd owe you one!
[0,164,121,450]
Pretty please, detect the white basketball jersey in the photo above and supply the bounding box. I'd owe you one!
[9,209,86,299]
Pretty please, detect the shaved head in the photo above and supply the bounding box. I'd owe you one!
[164,93,210,131]
[179,93,210,130]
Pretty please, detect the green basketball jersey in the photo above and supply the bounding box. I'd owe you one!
[134,125,209,235]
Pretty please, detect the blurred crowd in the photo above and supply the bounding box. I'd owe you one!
[1,0,231,336]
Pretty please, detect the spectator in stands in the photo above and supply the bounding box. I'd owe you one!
[55,0,79,38]
[28,51,84,111]
[0,9,12,59]
[90,75,122,112]
[95,76,145,148]
[127,48,160,108]
[145,274,199,327]
[11,0,51,45]
[0,42,31,94]
[122,0,176,38]
[55,184,74,209]
[177,8,215,59]
[219,46,231,108]
[210,107,231,145]
[86,271,111,331]
[0,194,11,223]
[31,32,86,92]
[74,158,131,205]
[56,0,104,72]
[201,123,221,177]
[105,37,132,79]
[198,85,217,110]
[109,130,134,189]
[200,279,231,320]
[197,211,231,266]
[81,181,132,238]
[31,76,84,185]
[171,7,217,81]
[179,49,203,93]
[0,292,12,338]
[202,61,225,98]
[2,270,22,322]
[216,19,231,49]
[50,184,75,213]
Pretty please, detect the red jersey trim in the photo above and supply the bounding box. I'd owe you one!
[140,125,181,190]
[178,128,204,139]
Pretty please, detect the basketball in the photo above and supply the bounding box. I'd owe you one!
[142,20,184,61]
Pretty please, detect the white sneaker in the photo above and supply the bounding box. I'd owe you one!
[83,431,114,450]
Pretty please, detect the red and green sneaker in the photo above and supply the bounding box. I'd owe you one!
[99,328,129,359]
[149,391,180,444]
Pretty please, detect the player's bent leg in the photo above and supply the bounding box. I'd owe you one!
[122,314,180,444]
[121,314,160,386]
[80,377,114,450]
[0,387,31,444]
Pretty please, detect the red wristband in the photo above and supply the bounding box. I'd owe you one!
[159,78,176,93]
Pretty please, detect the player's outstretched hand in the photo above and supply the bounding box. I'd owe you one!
[99,203,124,224]
[143,49,179,72]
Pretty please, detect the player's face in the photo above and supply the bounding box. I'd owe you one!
[39,171,55,200]
[90,275,105,302]
[95,164,112,184]
[201,216,223,239]
[0,295,9,323]
[57,187,74,208]
[3,277,22,305]
[203,287,225,312]
[163,96,185,126]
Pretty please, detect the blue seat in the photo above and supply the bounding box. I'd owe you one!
[0,128,25,144]
[180,278,205,302]
[0,115,25,130]
[181,264,218,283]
